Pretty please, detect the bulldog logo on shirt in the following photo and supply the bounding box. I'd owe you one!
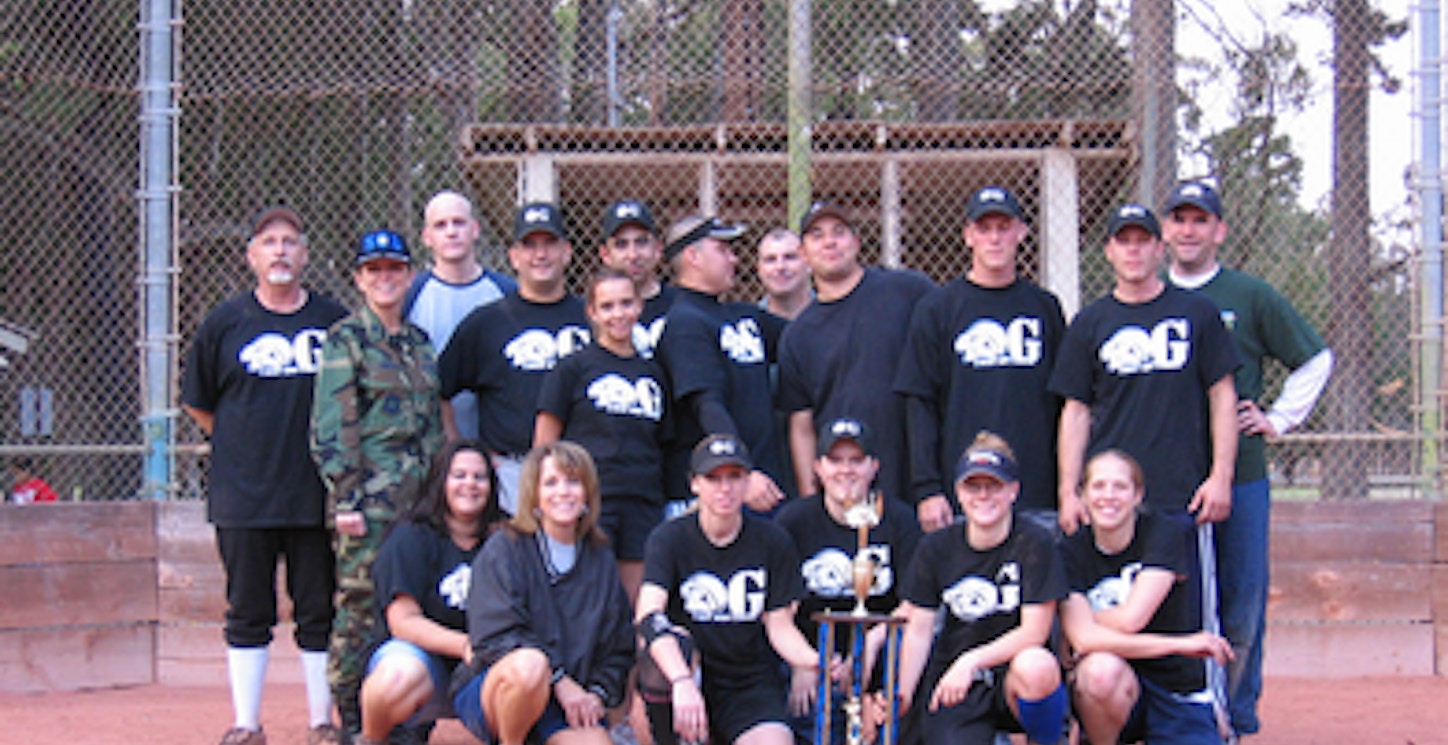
[1086,561,1143,612]
[239,329,327,377]
[438,562,472,609]
[586,373,664,420]
[802,545,892,598]
[719,318,765,364]
[954,317,1043,368]
[503,326,591,371]
[1099,319,1190,375]
[634,317,667,359]
[680,568,767,622]
[942,561,1021,622]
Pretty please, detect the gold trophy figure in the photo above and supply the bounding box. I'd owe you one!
[842,492,883,617]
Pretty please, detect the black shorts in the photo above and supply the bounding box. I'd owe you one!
[215,525,334,649]
[599,494,663,561]
[919,664,1022,743]
[704,673,789,744]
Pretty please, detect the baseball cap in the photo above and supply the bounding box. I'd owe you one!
[664,215,747,260]
[602,200,659,240]
[965,186,1025,222]
[251,206,303,238]
[799,201,853,235]
[954,445,1019,484]
[514,202,567,243]
[691,434,754,475]
[1107,203,1161,239]
[354,229,412,266]
[1163,181,1223,218]
[816,417,876,458]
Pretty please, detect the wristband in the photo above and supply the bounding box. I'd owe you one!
[550,666,567,685]
[669,674,692,685]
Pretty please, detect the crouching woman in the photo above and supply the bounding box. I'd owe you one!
[452,441,635,745]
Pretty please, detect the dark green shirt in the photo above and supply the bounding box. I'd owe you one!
[311,305,444,520]
[1183,267,1326,483]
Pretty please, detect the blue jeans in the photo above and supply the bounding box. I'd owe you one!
[1214,479,1269,734]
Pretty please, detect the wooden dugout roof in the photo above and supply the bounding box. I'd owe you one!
[459,118,1136,314]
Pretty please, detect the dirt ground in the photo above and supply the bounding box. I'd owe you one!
[2,676,1445,745]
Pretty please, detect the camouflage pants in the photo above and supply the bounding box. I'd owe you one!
[328,514,390,693]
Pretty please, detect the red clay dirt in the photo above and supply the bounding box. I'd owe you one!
[1,676,1445,745]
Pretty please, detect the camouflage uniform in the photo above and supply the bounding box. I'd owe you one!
[310,305,444,732]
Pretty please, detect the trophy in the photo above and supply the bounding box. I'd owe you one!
[843,491,884,617]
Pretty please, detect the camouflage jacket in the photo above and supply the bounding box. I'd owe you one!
[310,305,444,521]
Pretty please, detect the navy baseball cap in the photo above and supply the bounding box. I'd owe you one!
[1107,203,1161,239]
[251,206,303,238]
[965,187,1024,223]
[354,229,412,266]
[817,417,876,458]
[602,200,659,240]
[691,434,753,475]
[954,445,1019,484]
[665,215,747,260]
[799,201,854,235]
[1163,181,1223,218]
[514,202,567,243]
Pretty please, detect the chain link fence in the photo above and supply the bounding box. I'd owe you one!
[0,0,1431,502]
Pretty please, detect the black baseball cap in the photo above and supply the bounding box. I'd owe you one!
[1107,203,1161,239]
[602,200,659,240]
[354,229,412,266]
[664,216,747,260]
[799,201,853,235]
[1163,181,1224,218]
[816,417,875,458]
[965,187,1024,222]
[251,206,303,238]
[514,202,567,243]
[954,445,1019,484]
[691,434,754,475]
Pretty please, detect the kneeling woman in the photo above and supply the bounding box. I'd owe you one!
[636,434,829,745]
[453,441,635,745]
[897,431,1069,744]
[1059,450,1233,745]
[354,439,503,745]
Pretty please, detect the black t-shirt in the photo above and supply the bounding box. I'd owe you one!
[181,291,348,527]
[438,293,590,455]
[1048,285,1240,512]
[893,277,1065,510]
[634,283,678,359]
[902,518,1066,684]
[775,495,921,652]
[537,344,670,504]
[778,268,935,502]
[642,512,803,683]
[654,287,788,499]
[373,520,481,638]
[1060,510,1204,693]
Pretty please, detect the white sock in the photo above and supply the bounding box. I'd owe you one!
[301,650,334,728]
[227,646,269,731]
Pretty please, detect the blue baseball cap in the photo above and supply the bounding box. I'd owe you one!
[1107,203,1161,239]
[354,229,412,266]
[1164,181,1223,218]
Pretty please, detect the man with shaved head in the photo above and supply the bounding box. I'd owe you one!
[405,190,517,440]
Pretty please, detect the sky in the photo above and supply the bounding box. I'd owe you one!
[1174,0,1418,219]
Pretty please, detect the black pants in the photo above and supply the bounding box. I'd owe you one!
[215,525,335,650]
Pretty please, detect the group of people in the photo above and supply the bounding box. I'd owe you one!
[183,180,1330,745]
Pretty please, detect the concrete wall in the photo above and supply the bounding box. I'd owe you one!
[2,500,1444,692]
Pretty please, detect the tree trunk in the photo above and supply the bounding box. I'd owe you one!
[1322,0,1372,500]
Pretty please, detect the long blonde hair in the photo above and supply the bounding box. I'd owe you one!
[509,440,607,545]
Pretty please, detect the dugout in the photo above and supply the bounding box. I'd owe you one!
[459,119,1135,316]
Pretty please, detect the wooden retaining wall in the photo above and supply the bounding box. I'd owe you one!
[1,500,1444,692]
